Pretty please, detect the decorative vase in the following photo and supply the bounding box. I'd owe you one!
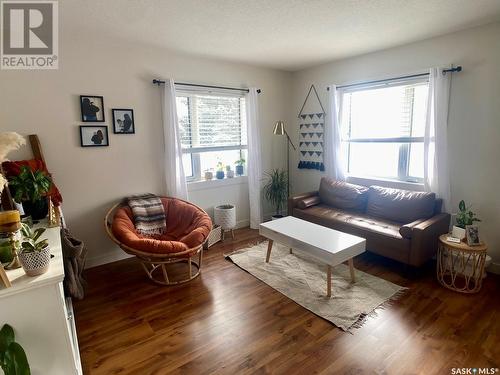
[204,171,214,180]
[271,215,284,220]
[227,170,235,178]
[19,246,51,276]
[236,165,244,176]
[23,198,49,221]
[216,171,225,180]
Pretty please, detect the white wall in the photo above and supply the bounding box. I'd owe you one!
[291,22,500,265]
[0,30,291,267]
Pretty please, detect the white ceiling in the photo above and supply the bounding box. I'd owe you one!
[63,0,500,71]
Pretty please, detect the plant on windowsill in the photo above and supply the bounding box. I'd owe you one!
[0,324,31,375]
[216,162,225,180]
[226,165,234,178]
[451,200,481,240]
[235,158,245,176]
[204,170,214,180]
[8,166,52,220]
[18,224,51,277]
[263,169,288,220]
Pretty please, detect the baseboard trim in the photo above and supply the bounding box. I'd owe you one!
[86,251,134,269]
[86,218,252,269]
[487,262,500,275]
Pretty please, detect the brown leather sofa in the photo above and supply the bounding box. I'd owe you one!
[288,177,451,267]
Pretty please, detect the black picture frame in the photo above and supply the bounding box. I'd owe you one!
[112,108,135,134]
[79,125,109,147]
[80,95,105,122]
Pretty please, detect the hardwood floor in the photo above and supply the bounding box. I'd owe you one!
[74,228,500,374]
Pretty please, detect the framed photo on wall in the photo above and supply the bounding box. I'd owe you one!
[465,225,480,246]
[112,109,135,134]
[79,125,109,147]
[80,95,105,122]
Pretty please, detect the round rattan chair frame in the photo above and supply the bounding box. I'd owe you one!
[104,198,209,286]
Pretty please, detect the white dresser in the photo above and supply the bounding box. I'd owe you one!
[0,226,82,375]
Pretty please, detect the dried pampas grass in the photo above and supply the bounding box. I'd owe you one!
[0,132,25,161]
[0,132,25,195]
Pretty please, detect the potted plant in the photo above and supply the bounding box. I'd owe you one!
[0,324,30,375]
[452,200,481,240]
[204,170,214,180]
[18,224,51,276]
[216,162,225,180]
[226,165,234,178]
[263,169,288,220]
[235,158,245,176]
[8,166,51,220]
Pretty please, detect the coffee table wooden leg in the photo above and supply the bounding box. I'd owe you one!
[265,240,274,263]
[349,258,356,283]
[327,265,332,297]
[289,248,293,254]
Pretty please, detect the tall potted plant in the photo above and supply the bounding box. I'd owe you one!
[8,166,51,220]
[263,169,288,220]
[0,324,31,375]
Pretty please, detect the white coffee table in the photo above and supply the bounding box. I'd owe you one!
[259,216,366,297]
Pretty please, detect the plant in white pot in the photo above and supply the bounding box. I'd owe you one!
[452,200,481,240]
[18,224,51,276]
[263,169,288,220]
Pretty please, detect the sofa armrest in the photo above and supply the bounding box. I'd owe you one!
[288,191,318,216]
[399,218,426,239]
[408,213,451,266]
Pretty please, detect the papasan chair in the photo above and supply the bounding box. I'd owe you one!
[105,197,212,285]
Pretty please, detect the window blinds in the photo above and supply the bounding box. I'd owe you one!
[176,93,247,152]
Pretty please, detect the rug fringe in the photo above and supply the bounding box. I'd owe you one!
[348,288,409,332]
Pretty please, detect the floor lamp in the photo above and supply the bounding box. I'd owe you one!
[273,121,296,198]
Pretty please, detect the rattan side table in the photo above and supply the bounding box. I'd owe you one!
[437,234,488,293]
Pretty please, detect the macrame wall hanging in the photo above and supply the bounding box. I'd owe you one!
[297,84,325,171]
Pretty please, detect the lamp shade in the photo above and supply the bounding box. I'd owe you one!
[273,121,285,135]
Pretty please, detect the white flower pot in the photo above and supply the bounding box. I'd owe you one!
[214,205,236,230]
[19,246,51,276]
[452,225,466,240]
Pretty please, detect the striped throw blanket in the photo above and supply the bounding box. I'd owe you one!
[127,194,166,237]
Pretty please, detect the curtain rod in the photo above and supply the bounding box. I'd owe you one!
[152,79,261,93]
[327,66,462,91]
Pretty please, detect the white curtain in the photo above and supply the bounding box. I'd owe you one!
[424,68,451,211]
[246,88,262,229]
[161,78,188,200]
[324,85,346,181]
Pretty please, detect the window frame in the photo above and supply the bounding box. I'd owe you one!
[339,77,429,184]
[176,90,247,182]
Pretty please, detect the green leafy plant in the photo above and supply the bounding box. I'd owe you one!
[8,166,51,204]
[20,224,48,253]
[0,324,31,375]
[263,169,288,217]
[235,158,245,166]
[216,162,225,172]
[455,200,481,229]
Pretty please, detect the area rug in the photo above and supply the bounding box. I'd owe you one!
[227,242,407,331]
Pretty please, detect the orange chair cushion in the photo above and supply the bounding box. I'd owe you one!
[112,197,212,255]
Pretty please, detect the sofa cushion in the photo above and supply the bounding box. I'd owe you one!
[318,178,369,211]
[292,205,410,263]
[297,195,321,209]
[366,186,436,223]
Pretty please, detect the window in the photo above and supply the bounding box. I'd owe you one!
[176,90,247,181]
[340,78,428,183]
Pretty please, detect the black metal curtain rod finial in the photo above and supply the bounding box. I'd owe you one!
[152,79,261,93]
